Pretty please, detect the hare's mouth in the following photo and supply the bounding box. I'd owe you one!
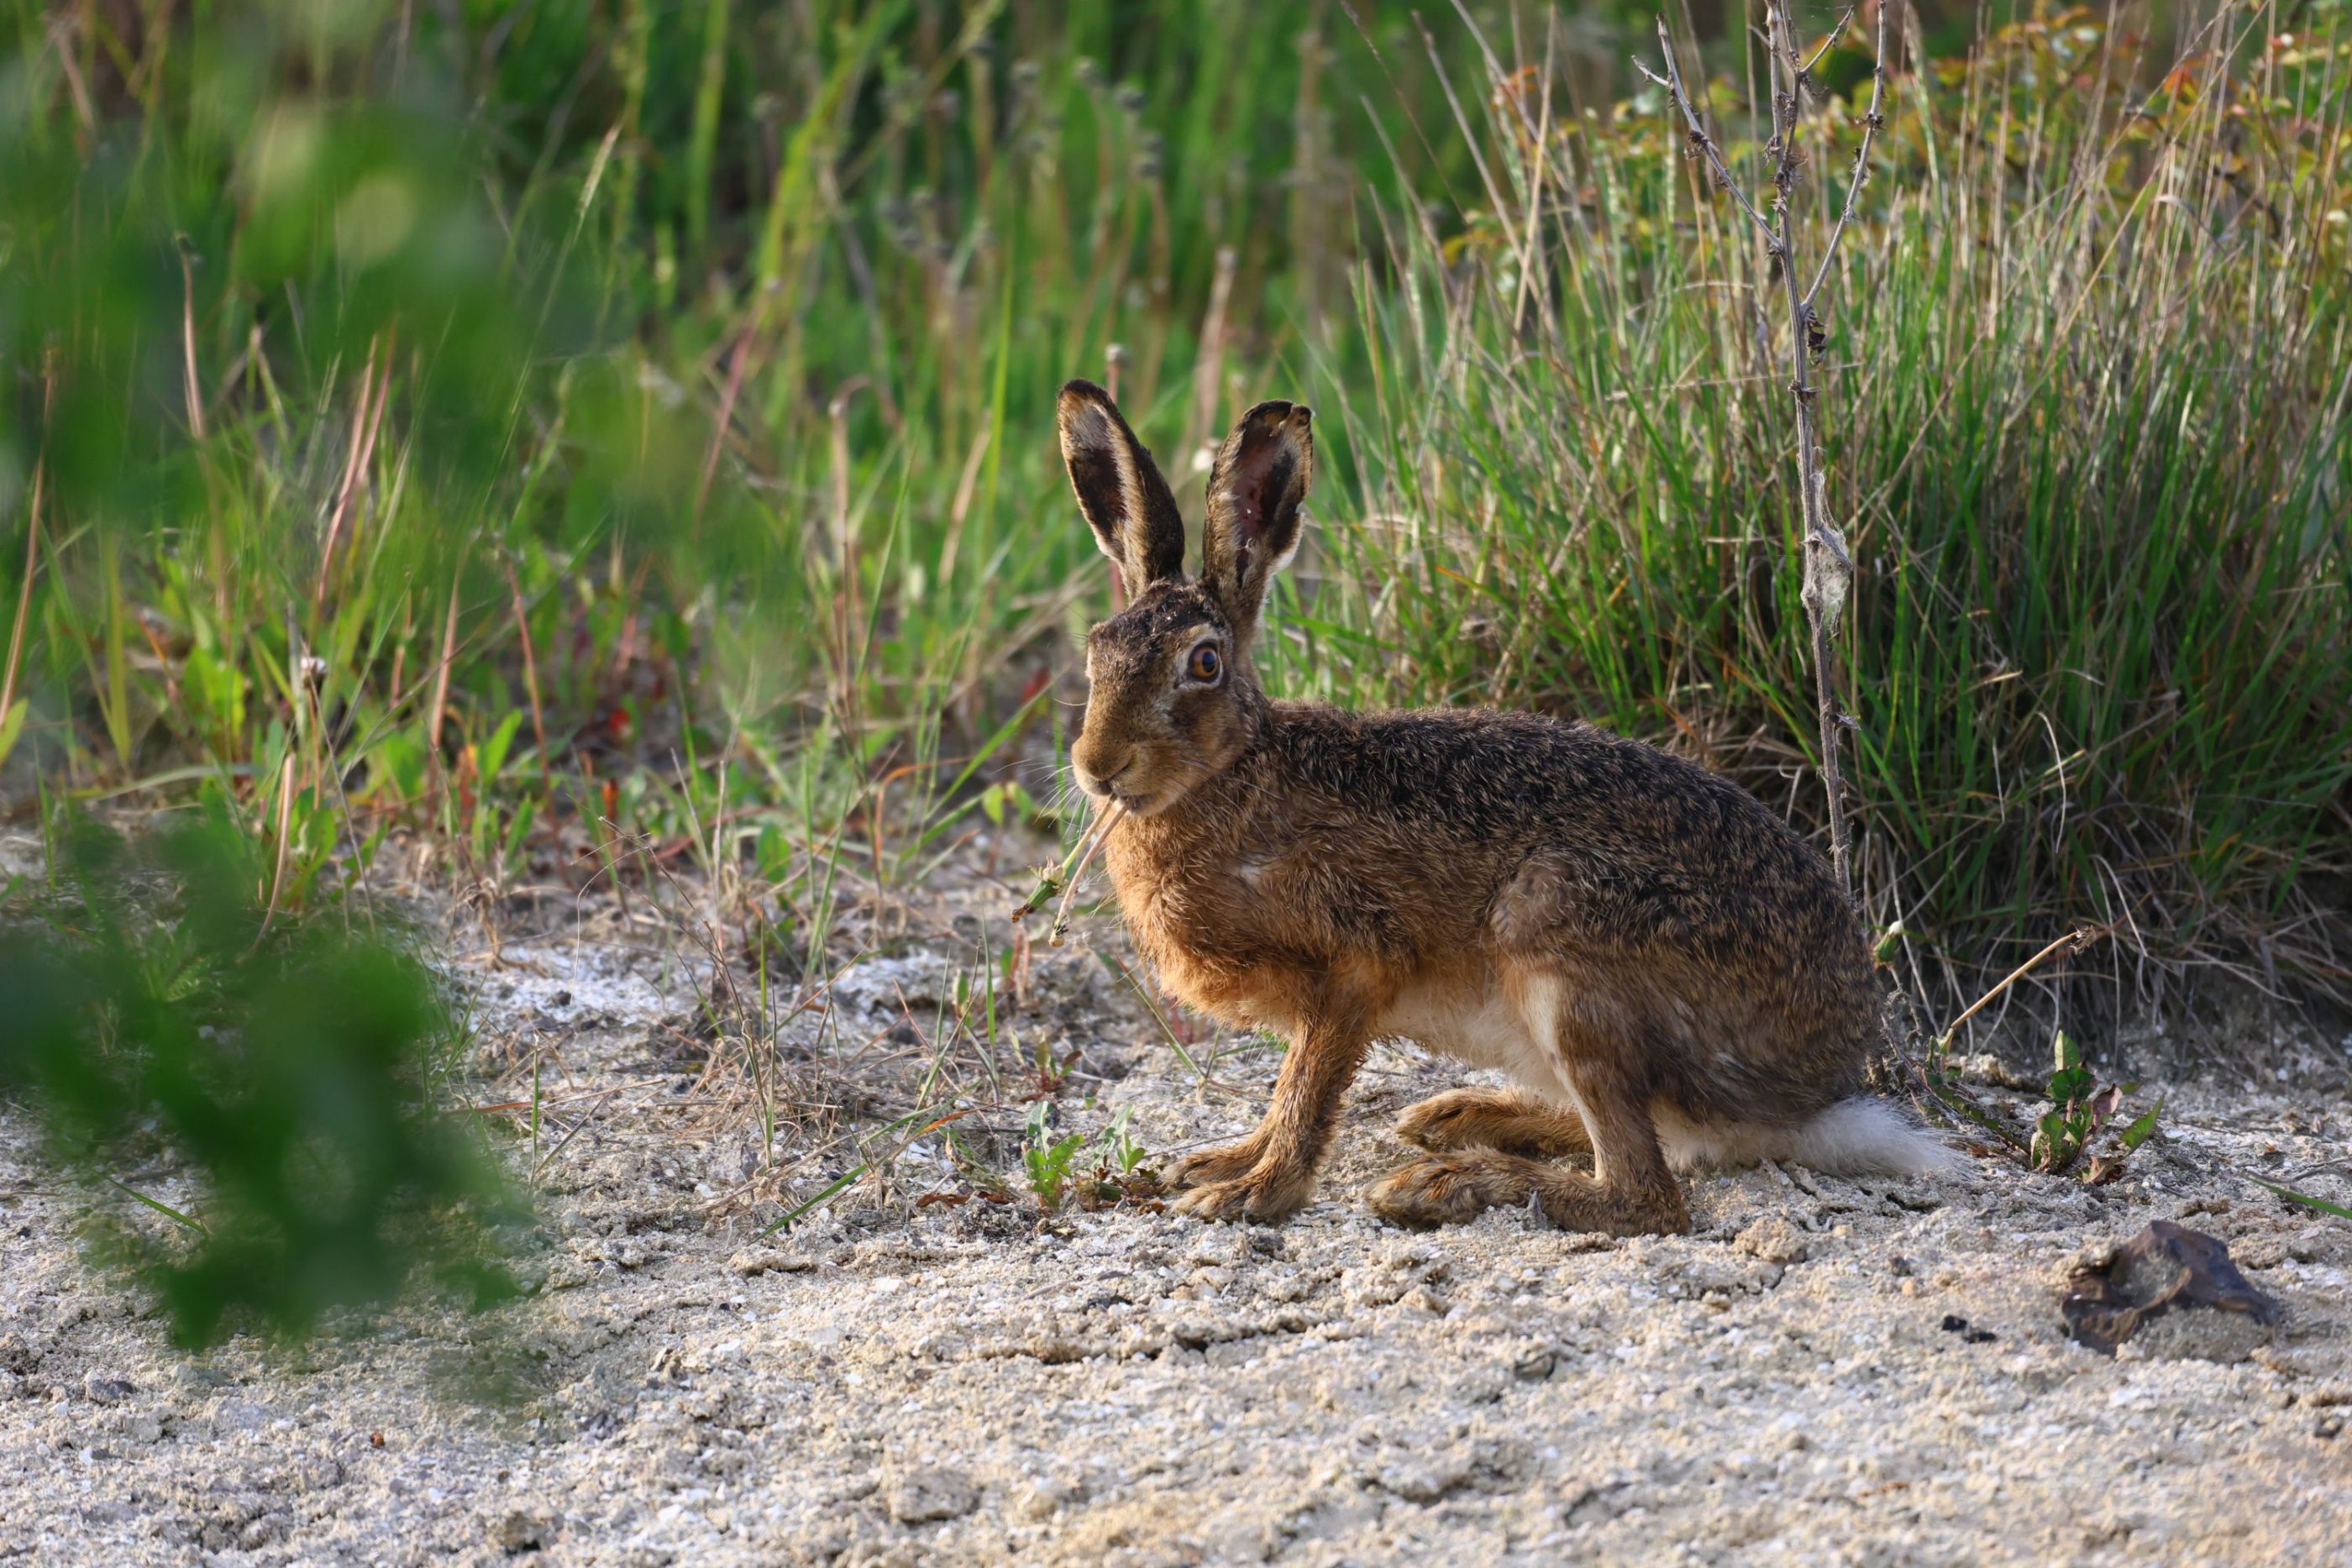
[1103,783,1168,815]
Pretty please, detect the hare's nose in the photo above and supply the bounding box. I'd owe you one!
[1076,749,1136,796]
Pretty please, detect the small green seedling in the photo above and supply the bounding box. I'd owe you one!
[2029,1032,2160,1176]
[1021,1100,1091,1210]
[1017,1101,1158,1212]
[1092,1105,1149,1183]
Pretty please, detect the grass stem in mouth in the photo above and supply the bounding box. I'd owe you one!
[1013,798,1127,923]
[1048,801,1129,947]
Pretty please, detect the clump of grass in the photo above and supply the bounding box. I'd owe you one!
[0,810,522,1346]
[1310,3,2352,1041]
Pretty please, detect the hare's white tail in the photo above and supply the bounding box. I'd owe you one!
[1654,1097,1963,1178]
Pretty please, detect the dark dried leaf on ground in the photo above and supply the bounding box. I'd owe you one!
[2062,1220,2281,1358]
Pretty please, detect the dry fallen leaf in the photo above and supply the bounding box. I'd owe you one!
[2062,1219,2281,1356]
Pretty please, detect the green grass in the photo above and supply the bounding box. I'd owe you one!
[1,0,2346,1056]
[1302,6,2352,1025]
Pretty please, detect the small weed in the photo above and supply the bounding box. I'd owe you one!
[1018,1101,1159,1213]
[1092,1106,1152,1186]
[2027,1033,2164,1183]
[1021,1101,1090,1211]
[1923,1012,2164,1185]
[1026,1038,1081,1098]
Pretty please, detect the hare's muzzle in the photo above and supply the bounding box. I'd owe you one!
[1071,745,1136,802]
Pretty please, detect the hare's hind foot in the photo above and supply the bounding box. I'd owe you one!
[1367,1151,1689,1237]
[1394,1088,1593,1158]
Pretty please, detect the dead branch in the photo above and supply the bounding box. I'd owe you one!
[1638,1,1893,895]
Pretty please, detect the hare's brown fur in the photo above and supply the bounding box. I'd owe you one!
[1055,380,1948,1235]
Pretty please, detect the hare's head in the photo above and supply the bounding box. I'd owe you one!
[1057,379,1314,816]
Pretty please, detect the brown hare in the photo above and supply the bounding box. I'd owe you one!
[1055,379,1956,1235]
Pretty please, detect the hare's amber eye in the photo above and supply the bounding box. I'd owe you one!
[1186,644,1222,683]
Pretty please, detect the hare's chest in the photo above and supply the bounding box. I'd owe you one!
[1105,844,1298,1018]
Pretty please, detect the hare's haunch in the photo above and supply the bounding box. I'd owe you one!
[1057,380,1956,1234]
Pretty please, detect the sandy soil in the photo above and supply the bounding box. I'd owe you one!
[3,863,2349,1566]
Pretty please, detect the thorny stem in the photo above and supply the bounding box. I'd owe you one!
[1798,6,1861,81]
[1806,0,1893,307]
[1636,22,1782,253]
[1641,2,1886,894]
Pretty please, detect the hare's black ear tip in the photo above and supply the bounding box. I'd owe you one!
[1058,380,1119,450]
[1241,398,1313,430]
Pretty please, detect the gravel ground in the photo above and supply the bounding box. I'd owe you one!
[3,876,2349,1566]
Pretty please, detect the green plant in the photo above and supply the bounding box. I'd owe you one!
[0,810,523,1346]
[1021,1099,1091,1210]
[1018,1099,1155,1211]
[2026,1032,2163,1179]
[1093,1105,1151,1183]
[1915,935,2166,1181]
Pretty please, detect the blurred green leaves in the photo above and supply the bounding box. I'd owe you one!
[0,2,586,527]
[0,810,522,1346]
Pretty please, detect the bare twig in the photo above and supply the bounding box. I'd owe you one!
[1638,2,1894,893]
[1806,2,1894,308]
[1635,25,1782,251]
[1798,7,1861,81]
[1935,926,2103,1051]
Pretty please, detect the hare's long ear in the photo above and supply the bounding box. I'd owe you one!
[1202,400,1313,642]
[1058,380,1186,590]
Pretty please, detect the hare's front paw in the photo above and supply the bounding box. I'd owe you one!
[1171,1161,1315,1223]
[1168,1137,1268,1191]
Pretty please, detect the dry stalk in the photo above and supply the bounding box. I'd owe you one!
[1637,0,1892,894]
[1048,800,1126,947]
[696,328,754,520]
[2,462,41,740]
[503,556,549,765]
[1934,926,2104,1054]
[426,573,461,755]
[5,359,58,750]
[1011,800,1129,944]
[824,377,869,751]
[316,328,394,610]
[176,236,207,442]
